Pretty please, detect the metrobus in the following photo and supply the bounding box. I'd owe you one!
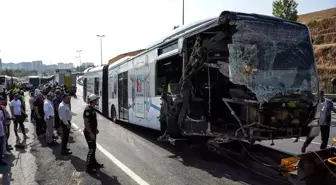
[28,76,41,88]
[0,75,19,92]
[83,10,318,142]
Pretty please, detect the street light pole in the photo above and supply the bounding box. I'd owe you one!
[76,50,82,67]
[182,0,184,25]
[96,35,105,66]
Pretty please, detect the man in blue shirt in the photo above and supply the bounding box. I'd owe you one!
[301,91,336,153]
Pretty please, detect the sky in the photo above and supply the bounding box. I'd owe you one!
[0,0,335,66]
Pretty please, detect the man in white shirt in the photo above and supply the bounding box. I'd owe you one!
[10,93,27,140]
[44,92,56,145]
[58,93,72,155]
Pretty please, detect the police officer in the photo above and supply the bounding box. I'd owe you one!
[83,94,103,173]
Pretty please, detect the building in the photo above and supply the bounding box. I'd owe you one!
[32,60,43,71]
[81,62,94,68]
[0,58,2,70]
[18,62,33,70]
[57,62,74,69]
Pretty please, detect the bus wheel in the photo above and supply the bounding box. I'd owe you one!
[111,105,117,123]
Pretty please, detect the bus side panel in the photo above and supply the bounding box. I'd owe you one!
[127,54,161,130]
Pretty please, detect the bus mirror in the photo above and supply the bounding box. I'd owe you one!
[178,37,185,53]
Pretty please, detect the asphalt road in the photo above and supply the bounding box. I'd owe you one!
[28,86,336,185]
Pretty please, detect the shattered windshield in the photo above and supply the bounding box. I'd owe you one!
[228,20,318,102]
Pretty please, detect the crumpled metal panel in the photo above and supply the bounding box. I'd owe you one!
[227,20,319,102]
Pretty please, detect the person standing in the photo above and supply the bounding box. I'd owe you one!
[0,96,13,152]
[83,94,103,173]
[34,90,46,138]
[29,92,36,123]
[58,93,72,155]
[43,92,56,146]
[0,108,7,165]
[301,91,336,153]
[53,90,62,134]
[10,93,27,140]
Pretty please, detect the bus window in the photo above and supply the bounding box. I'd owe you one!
[155,55,182,95]
[94,78,99,95]
[0,77,5,86]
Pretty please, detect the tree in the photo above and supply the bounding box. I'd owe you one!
[272,0,298,21]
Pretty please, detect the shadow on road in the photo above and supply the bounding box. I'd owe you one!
[70,155,121,185]
[114,121,289,185]
[46,136,121,185]
[0,154,15,185]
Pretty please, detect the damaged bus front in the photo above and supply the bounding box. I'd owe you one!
[159,11,319,143]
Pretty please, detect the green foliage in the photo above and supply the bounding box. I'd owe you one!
[272,0,299,21]
[0,69,38,77]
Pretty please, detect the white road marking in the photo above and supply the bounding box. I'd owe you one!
[71,123,150,185]
[291,138,333,147]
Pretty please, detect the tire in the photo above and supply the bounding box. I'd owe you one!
[111,105,117,123]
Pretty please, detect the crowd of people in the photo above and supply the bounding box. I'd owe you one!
[0,83,103,173]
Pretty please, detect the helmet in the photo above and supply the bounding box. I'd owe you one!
[87,94,100,102]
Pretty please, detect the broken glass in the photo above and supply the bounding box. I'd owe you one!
[228,19,318,102]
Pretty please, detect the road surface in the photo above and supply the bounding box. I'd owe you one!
[3,88,335,185]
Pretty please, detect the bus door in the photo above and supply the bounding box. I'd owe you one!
[118,71,128,121]
[83,78,87,102]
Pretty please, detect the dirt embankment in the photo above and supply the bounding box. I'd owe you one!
[300,8,336,92]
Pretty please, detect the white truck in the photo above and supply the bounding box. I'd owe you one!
[54,69,76,88]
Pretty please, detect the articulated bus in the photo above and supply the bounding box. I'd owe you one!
[0,75,19,92]
[83,10,318,141]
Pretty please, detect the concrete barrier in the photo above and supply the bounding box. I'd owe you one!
[325,94,336,100]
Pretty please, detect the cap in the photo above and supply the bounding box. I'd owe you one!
[87,94,100,102]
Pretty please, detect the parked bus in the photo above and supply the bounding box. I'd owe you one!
[0,75,19,92]
[83,10,318,142]
[28,76,41,89]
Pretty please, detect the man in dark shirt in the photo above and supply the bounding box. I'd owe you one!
[34,92,46,138]
[83,94,103,173]
[53,90,62,133]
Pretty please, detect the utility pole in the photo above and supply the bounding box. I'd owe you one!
[96,35,105,66]
[182,0,184,25]
[76,50,82,67]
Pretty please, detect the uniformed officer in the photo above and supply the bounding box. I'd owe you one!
[83,94,104,173]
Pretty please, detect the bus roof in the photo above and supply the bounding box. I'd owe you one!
[108,56,131,69]
[85,65,105,74]
[28,76,40,78]
[105,10,308,70]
